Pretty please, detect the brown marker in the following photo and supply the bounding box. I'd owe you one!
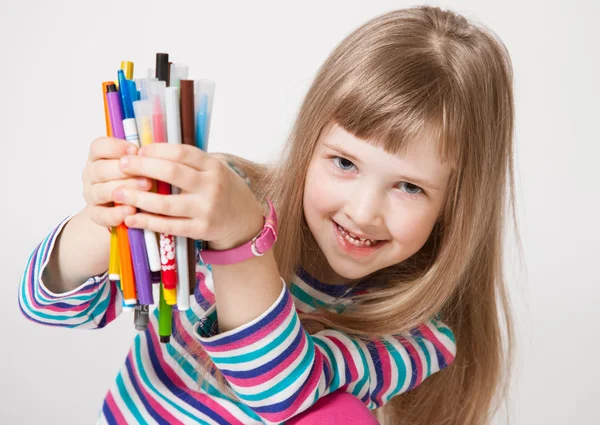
[180,80,199,295]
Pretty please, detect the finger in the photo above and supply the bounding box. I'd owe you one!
[91,158,139,183]
[90,204,137,227]
[118,154,203,193]
[89,137,138,161]
[124,212,196,238]
[112,187,201,218]
[90,177,153,205]
[137,144,217,172]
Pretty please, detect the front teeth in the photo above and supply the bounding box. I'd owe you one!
[337,224,376,247]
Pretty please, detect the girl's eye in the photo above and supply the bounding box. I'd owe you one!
[331,156,356,172]
[329,156,425,198]
[398,182,424,197]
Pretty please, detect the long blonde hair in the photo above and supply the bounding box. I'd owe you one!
[193,6,518,424]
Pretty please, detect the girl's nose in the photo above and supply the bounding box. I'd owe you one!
[343,189,384,233]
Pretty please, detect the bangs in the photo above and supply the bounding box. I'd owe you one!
[330,71,461,169]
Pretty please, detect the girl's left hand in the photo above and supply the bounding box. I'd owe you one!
[112,144,265,251]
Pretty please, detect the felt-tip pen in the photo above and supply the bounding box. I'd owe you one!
[165,86,190,311]
[179,80,201,294]
[116,73,153,308]
[149,81,178,305]
[106,83,137,306]
[103,81,121,284]
[132,95,161,275]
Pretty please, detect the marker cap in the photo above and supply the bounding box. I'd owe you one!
[121,61,134,80]
[156,53,169,83]
[133,99,154,143]
[148,80,167,116]
[138,77,158,101]
[194,79,216,151]
[180,80,196,147]
[117,70,134,119]
[169,63,189,88]
[194,79,216,117]
[165,86,182,145]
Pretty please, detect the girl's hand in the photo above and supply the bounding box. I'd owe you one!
[113,144,265,251]
[82,137,152,227]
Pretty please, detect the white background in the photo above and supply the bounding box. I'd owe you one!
[1,0,598,424]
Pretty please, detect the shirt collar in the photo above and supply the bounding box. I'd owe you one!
[294,265,368,299]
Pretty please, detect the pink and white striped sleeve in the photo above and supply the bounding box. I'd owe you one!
[193,278,457,424]
[18,214,122,329]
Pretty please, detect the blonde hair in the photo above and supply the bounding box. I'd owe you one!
[191,5,519,424]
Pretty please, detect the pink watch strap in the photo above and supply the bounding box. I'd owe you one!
[199,198,278,265]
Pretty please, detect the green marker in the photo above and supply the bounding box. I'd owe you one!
[158,283,172,344]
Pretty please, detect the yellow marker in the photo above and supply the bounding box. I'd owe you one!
[109,227,121,284]
[115,61,134,90]
[121,61,134,80]
[141,118,158,196]
[103,81,121,283]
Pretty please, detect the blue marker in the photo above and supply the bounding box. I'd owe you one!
[117,70,134,119]
[127,79,138,103]
[195,94,208,151]
[194,94,209,253]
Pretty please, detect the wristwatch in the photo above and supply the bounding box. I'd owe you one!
[198,198,278,265]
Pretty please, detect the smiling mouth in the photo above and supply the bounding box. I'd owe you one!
[333,221,383,247]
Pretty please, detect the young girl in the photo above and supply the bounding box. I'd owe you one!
[18,5,516,425]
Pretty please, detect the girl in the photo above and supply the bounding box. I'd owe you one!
[19,5,516,425]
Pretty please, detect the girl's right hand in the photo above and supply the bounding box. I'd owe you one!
[83,137,152,228]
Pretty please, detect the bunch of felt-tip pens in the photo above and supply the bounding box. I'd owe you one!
[102,53,215,343]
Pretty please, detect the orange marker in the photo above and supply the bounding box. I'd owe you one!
[115,224,136,304]
[105,82,137,305]
[102,82,114,138]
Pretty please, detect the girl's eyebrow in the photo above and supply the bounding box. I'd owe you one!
[322,142,440,191]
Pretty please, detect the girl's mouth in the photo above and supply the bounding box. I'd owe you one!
[332,220,386,257]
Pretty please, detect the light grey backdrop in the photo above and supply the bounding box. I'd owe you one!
[1,0,598,424]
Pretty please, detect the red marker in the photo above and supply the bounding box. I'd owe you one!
[149,80,178,302]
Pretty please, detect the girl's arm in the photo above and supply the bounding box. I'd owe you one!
[42,206,111,293]
[18,211,122,329]
[193,264,456,424]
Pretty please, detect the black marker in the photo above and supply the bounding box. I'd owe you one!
[156,53,169,85]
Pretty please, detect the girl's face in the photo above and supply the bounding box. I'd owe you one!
[303,122,453,285]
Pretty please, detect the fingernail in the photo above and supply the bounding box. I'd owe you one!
[126,145,137,155]
[120,156,129,167]
[137,178,148,188]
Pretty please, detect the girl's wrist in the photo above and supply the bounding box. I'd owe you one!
[207,212,264,252]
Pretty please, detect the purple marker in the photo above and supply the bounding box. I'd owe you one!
[106,84,153,306]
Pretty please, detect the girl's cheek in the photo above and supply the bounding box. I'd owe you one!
[389,211,434,247]
[305,169,341,213]
[308,188,337,219]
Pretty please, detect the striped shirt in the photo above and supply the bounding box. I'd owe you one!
[19,215,457,424]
